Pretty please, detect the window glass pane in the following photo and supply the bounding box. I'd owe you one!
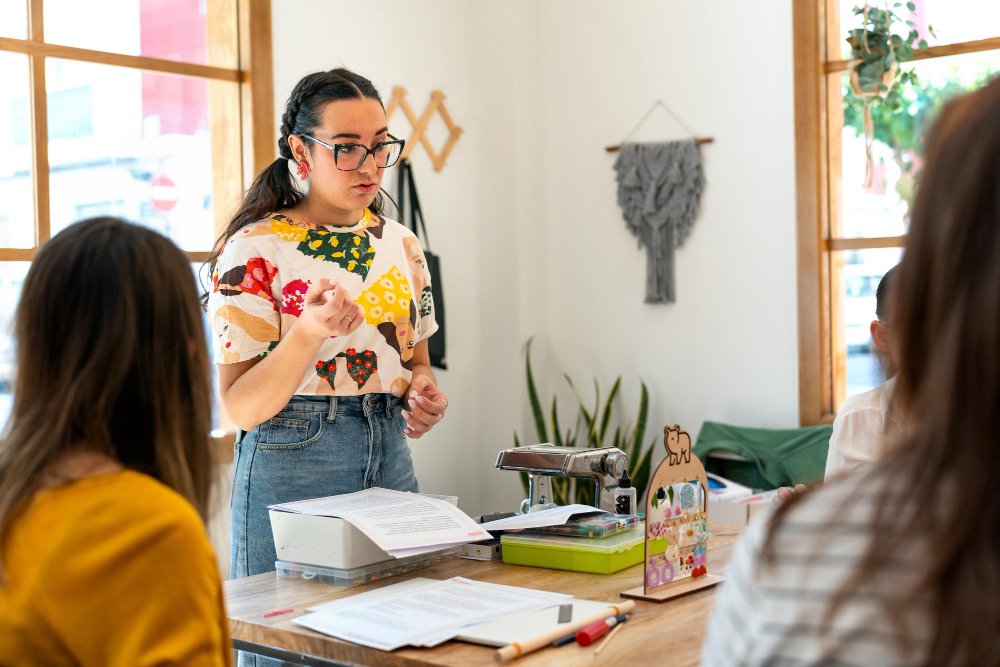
[833,247,904,401]
[0,0,28,39]
[191,261,227,431]
[46,59,241,252]
[0,52,35,248]
[838,1,1000,59]
[838,50,1000,238]
[0,262,29,432]
[44,0,238,68]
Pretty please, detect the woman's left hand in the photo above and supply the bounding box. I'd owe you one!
[402,375,448,439]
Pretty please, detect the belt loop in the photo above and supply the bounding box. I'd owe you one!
[326,396,338,423]
[384,394,392,418]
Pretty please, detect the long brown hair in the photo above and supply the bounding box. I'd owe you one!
[767,77,1000,663]
[203,67,390,303]
[0,217,214,575]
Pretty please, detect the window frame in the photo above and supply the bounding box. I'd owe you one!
[793,0,1000,425]
[0,0,274,263]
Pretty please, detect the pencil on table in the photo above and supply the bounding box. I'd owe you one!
[593,622,624,656]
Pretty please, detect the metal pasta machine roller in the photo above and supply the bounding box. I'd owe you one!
[495,444,628,513]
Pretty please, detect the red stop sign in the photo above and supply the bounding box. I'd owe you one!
[149,174,178,212]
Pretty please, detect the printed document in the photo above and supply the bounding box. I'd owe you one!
[269,488,490,556]
[293,577,570,650]
[477,504,604,531]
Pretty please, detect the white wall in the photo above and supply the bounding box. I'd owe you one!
[271,0,800,515]
[526,0,801,467]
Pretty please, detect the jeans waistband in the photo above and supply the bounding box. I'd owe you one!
[281,394,401,419]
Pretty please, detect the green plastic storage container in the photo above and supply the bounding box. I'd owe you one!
[500,526,644,574]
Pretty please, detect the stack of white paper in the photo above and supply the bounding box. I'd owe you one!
[476,504,605,531]
[269,488,490,558]
[293,577,571,651]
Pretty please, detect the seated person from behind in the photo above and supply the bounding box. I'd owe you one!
[775,265,901,503]
[703,75,1000,666]
[0,218,230,666]
[824,264,904,477]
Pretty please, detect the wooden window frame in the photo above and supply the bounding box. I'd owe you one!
[0,0,274,263]
[793,0,1000,425]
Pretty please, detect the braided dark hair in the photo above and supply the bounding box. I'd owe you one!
[202,68,387,302]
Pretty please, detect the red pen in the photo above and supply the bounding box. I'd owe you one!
[576,613,628,646]
[262,607,294,618]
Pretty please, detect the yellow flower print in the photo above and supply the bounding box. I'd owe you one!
[269,218,308,242]
[356,265,413,328]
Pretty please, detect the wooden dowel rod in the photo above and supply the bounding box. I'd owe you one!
[605,137,714,152]
[494,600,635,663]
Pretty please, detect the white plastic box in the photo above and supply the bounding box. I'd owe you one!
[268,493,458,569]
[705,473,776,526]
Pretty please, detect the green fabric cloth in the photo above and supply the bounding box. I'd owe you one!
[692,420,833,490]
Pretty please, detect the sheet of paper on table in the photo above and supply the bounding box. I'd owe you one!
[269,488,490,557]
[476,504,605,531]
[293,577,571,651]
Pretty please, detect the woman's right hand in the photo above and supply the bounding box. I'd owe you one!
[294,278,364,344]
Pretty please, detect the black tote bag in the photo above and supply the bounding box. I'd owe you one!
[396,159,447,370]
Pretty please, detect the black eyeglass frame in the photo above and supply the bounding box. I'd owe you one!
[300,133,406,171]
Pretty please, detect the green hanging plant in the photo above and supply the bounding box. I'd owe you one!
[512,338,656,508]
[845,2,933,187]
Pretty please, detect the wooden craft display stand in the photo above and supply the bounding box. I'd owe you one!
[622,424,722,602]
[385,86,463,172]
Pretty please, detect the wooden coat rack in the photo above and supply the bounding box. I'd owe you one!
[385,86,463,172]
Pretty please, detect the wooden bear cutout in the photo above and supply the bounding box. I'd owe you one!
[621,424,723,602]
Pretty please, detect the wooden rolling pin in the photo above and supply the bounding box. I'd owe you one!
[494,600,636,663]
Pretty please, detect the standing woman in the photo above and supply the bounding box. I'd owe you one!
[208,68,448,581]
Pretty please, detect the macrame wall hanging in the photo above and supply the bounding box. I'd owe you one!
[607,101,713,304]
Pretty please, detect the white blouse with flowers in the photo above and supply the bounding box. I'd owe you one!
[208,209,438,397]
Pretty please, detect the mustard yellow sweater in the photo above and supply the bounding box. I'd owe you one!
[0,470,231,666]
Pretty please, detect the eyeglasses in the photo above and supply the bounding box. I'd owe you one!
[301,134,405,171]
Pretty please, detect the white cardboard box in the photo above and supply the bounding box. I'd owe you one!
[705,473,776,526]
[268,494,458,569]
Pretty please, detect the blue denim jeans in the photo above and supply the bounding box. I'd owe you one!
[230,394,418,580]
[232,394,418,666]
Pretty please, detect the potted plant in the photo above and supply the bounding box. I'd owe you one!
[845,2,931,187]
[512,339,657,507]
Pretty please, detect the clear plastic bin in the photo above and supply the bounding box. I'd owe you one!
[275,546,460,587]
[501,526,644,574]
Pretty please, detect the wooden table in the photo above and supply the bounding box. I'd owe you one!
[225,525,740,666]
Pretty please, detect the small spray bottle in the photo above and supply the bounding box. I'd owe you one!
[614,469,637,515]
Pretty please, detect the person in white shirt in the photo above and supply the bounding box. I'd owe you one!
[703,78,1000,666]
[775,266,900,503]
[823,265,901,477]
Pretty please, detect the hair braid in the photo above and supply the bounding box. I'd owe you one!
[278,73,325,160]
